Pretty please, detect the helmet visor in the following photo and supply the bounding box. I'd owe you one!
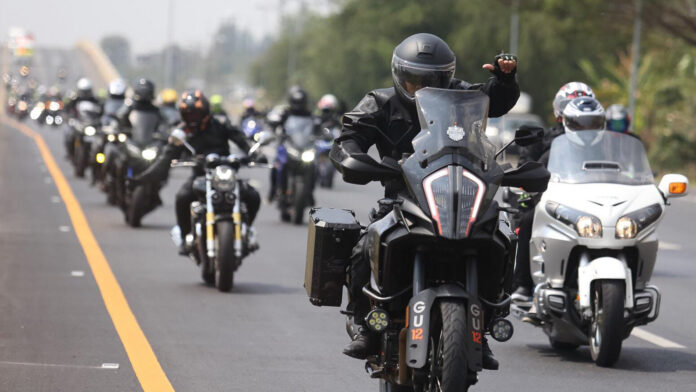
[564,114,605,132]
[608,118,629,133]
[181,110,206,127]
[392,57,455,100]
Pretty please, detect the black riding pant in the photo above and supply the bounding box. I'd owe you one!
[513,209,535,290]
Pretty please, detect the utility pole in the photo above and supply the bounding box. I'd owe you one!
[510,0,519,54]
[164,0,175,88]
[628,0,643,131]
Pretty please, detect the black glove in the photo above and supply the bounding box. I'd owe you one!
[490,53,517,79]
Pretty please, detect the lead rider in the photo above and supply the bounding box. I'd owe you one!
[330,33,519,369]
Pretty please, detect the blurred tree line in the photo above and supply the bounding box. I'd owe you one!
[251,0,696,176]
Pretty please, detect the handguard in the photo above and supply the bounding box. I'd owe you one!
[329,140,401,184]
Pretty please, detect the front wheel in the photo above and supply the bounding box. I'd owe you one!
[422,300,473,392]
[379,380,411,392]
[215,221,238,292]
[589,280,625,367]
[127,185,148,228]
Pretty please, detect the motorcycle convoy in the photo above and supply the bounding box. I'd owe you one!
[7,59,690,392]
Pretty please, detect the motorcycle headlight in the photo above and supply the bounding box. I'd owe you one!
[546,201,602,238]
[615,217,637,239]
[212,166,235,191]
[55,116,63,125]
[45,116,54,125]
[84,126,96,136]
[615,203,662,239]
[301,149,316,162]
[423,167,485,238]
[49,101,61,111]
[141,147,158,161]
[18,101,27,111]
[107,134,116,142]
[117,133,127,142]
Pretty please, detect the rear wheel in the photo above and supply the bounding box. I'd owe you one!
[215,221,237,292]
[292,178,306,225]
[423,300,472,392]
[590,280,625,367]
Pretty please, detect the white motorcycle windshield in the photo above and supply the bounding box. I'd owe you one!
[547,131,653,185]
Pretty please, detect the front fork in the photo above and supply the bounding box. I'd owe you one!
[205,172,215,259]
[232,183,244,258]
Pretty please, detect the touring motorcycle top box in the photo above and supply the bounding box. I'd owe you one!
[511,130,689,367]
[305,88,549,391]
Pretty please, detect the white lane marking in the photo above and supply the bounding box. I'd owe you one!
[0,360,116,370]
[59,225,71,232]
[51,196,61,203]
[101,363,120,369]
[658,242,682,251]
[631,327,686,349]
[71,270,85,277]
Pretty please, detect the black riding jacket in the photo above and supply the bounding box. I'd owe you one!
[136,117,252,183]
[116,99,163,129]
[331,74,520,194]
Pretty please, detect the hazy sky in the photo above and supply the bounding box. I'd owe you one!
[1,0,334,53]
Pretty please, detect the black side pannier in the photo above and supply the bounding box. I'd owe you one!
[305,208,361,306]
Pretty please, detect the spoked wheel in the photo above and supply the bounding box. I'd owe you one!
[589,280,625,367]
[196,237,214,286]
[422,300,473,392]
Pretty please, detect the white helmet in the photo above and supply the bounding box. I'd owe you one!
[108,79,127,97]
[76,77,92,92]
[317,94,339,111]
[553,82,595,119]
[562,97,606,146]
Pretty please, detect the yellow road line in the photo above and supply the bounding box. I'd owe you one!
[2,117,175,391]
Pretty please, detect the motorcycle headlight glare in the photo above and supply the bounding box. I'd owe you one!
[117,133,127,142]
[107,134,116,142]
[45,116,54,125]
[301,149,316,162]
[84,126,96,136]
[141,147,158,161]
[615,217,638,239]
[546,201,603,238]
[49,101,61,111]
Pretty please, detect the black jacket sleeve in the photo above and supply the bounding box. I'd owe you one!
[226,123,252,153]
[334,93,383,153]
[116,103,133,128]
[135,143,182,183]
[456,73,520,118]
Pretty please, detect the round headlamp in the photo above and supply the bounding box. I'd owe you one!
[615,217,638,239]
[301,149,316,162]
[576,216,603,238]
[84,126,96,136]
[141,147,158,161]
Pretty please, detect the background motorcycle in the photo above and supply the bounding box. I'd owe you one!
[315,125,339,189]
[170,129,272,292]
[307,89,548,392]
[512,130,690,367]
[69,100,102,178]
[114,111,165,227]
[277,115,317,224]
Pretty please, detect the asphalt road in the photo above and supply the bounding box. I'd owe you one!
[1,48,695,391]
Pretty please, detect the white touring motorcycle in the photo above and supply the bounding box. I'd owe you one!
[512,130,689,367]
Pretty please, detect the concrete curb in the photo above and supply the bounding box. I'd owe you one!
[75,40,121,83]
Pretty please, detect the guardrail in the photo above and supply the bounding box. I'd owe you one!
[75,40,121,83]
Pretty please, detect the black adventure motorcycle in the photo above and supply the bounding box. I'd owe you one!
[305,89,549,392]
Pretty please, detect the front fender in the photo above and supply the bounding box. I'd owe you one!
[406,284,482,372]
[578,256,633,309]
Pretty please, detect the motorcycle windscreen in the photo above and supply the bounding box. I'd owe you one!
[128,111,160,147]
[547,131,653,185]
[403,89,496,239]
[284,115,315,149]
[76,100,102,123]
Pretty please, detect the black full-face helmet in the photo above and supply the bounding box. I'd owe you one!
[132,78,155,103]
[391,33,456,104]
[179,89,211,132]
[287,85,308,112]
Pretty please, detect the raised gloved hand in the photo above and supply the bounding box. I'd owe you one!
[482,53,517,78]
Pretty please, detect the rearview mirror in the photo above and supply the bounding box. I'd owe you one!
[658,174,689,199]
[513,125,544,147]
[249,130,275,156]
[169,128,196,154]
